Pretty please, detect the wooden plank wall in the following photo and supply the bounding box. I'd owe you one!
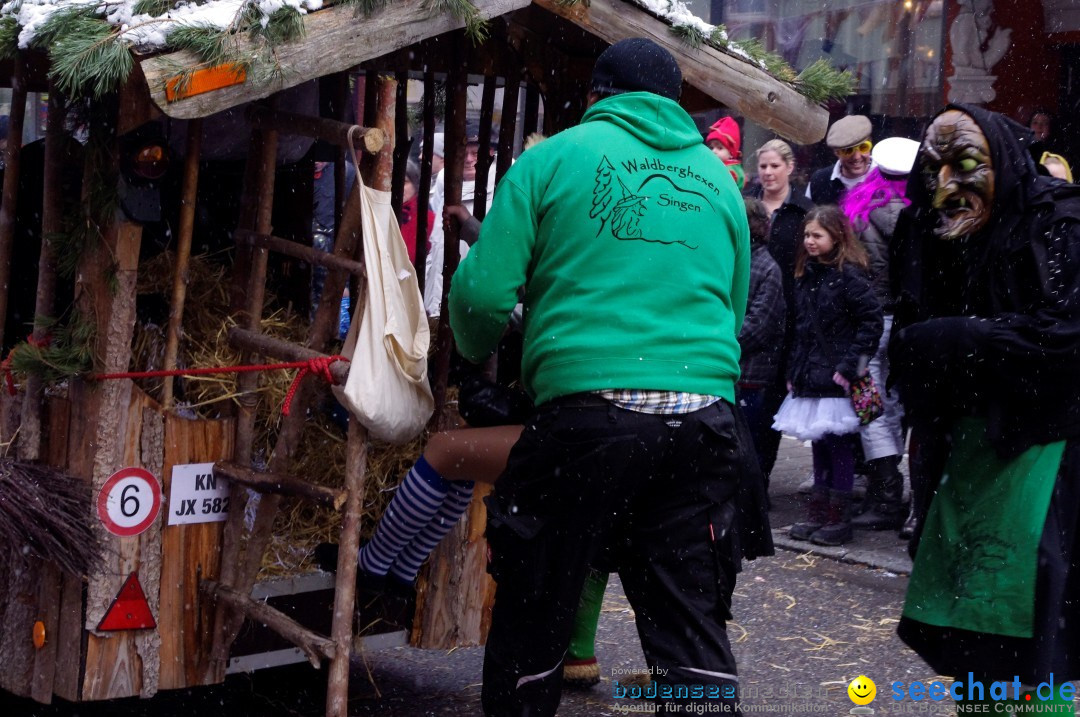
[158,414,234,690]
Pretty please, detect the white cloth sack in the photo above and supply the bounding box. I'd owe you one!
[334,176,434,443]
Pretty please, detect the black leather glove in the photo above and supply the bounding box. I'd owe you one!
[892,317,992,423]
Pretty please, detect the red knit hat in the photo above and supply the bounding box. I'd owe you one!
[705,117,741,159]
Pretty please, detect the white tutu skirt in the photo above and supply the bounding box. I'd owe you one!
[772,393,860,441]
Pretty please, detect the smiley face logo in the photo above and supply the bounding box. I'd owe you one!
[848,675,876,705]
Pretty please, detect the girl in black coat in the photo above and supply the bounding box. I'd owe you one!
[773,206,883,545]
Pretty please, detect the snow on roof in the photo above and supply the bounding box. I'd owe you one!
[4,0,323,52]
[4,0,758,66]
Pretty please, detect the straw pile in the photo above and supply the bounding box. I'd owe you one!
[133,252,427,577]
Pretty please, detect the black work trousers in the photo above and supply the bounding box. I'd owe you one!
[481,395,744,716]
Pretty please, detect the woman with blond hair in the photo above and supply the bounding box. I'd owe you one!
[744,138,813,486]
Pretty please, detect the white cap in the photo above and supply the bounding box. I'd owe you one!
[872,137,920,176]
[431,132,444,158]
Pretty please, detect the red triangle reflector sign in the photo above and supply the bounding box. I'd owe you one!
[97,573,157,631]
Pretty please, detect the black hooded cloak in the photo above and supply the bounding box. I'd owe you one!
[891,104,1080,682]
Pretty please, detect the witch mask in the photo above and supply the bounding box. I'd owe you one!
[921,110,995,240]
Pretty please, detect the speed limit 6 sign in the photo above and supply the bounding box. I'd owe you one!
[97,467,162,537]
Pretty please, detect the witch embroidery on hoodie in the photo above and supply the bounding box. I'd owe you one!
[591,155,715,249]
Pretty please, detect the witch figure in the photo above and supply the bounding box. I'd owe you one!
[891,104,1080,705]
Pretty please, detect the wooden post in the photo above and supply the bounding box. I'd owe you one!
[64,98,155,699]
[390,71,409,218]
[0,56,27,348]
[472,74,498,221]
[326,419,368,717]
[18,85,64,462]
[413,68,436,290]
[495,71,521,186]
[162,117,202,409]
[523,84,540,138]
[429,36,469,424]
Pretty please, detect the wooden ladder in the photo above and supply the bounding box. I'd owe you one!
[200,99,389,717]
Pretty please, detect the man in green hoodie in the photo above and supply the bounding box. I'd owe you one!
[450,37,752,717]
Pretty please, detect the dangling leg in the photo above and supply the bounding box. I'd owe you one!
[358,456,450,577]
[382,425,523,582]
[563,570,610,688]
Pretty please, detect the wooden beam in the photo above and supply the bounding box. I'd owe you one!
[246,106,386,154]
[234,229,366,277]
[226,327,351,386]
[200,581,336,668]
[212,461,347,510]
[139,0,531,120]
[533,0,830,145]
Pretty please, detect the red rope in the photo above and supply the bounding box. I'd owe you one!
[3,345,348,416]
[94,355,350,417]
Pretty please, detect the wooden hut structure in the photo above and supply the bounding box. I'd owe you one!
[0,0,838,715]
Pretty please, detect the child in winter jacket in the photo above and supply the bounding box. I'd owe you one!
[706,116,745,188]
[773,205,883,545]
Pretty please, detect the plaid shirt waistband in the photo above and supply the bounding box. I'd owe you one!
[593,389,721,415]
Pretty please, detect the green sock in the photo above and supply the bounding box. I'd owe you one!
[567,570,609,661]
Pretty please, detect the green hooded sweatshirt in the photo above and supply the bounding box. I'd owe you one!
[449,92,750,406]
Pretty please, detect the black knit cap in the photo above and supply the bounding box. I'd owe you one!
[590,37,683,101]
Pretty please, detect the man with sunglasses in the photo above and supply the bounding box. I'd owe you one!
[806,114,876,205]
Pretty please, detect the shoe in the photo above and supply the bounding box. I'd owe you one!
[789,486,828,540]
[797,475,815,495]
[313,542,340,573]
[809,490,853,546]
[788,520,823,541]
[809,521,853,546]
[313,542,389,594]
[851,506,906,530]
[898,509,917,540]
[563,657,601,689]
[852,473,868,501]
[852,457,907,529]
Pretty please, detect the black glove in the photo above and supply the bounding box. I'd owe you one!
[891,316,992,423]
[457,374,534,427]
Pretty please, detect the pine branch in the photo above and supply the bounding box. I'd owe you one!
[708,24,729,49]
[252,6,306,45]
[133,0,173,16]
[29,5,101,50]
[0,17,19,61]
[10,310,96,384]
[670,23,705,50]
[339,0,392,15]
[49,21,133,99]
[424,0,489,44]
[796,59,855,104]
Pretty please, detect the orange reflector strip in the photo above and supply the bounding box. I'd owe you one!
[164,64,247,102]
[32,620,45,649]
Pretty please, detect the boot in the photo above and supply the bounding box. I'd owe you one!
[898,504,917,540]
[789,486,828,540]
[851,456,908,530]
[810,490,853,546]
